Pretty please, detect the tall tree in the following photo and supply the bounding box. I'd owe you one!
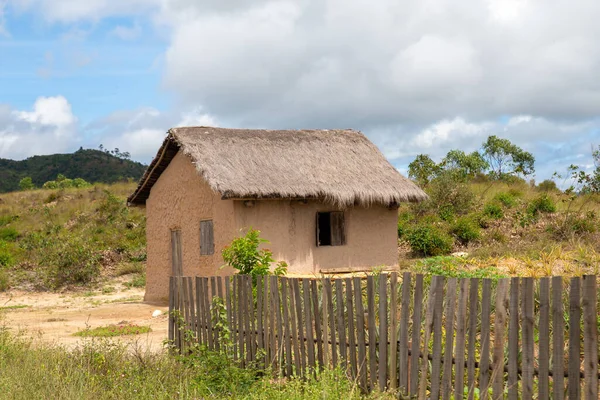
[408,154,440,186]
[482,135,535,178]
[441,150,489,178]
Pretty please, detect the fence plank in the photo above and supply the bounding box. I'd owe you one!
[324,279,336,368]
[507,277,519,400]
[225,276,232,354]
[243,276,251,361]
[187,277,196,338]
[175,277,182,352]
[288,278,301,376]
[211,277,219,351]
[430,276,445,400]
[195,277,203,346]
[418,275,441,400]
[466,278,479,400]
[538,277,550,400]
[346,278,358,380]
[568,277,581,400]
[493,279,509,399]
[442,278,458,400]
[552,276,564,400]
[275,276,284,373]
[282,278,293,377]
[389,273,398,390]
[247,276,256,363]
[454,278,469,400]
[367,275,377,390]
[397,273,409,392]
[231,276,237,359]
[204,277,214,352]
[311,280,324,370]
[479,279,492,400]
[378,273,388,392]
[322,279,330,369]
[182,277,190,341]
[168,276,174,346]
[303,278,316,373]
[292,278,306,376]
[256,276,264,365]
[582,275,598,400]
[263,275,270,368]
[522,277,534,400]
[336,279,348,371]
[270,276,278,370]
[354,276,368,392]
[410,274,424,397]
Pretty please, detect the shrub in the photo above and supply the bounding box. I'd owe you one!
[405,224,453,256]
[0,242,14,268]
[425,174,476,217]
[0,227,18,242]
[537,179,559,192]
[18,177,35,191]
[414,256,508,281]
[527,194,557,216]
[450,217,481,244]
[42,237,101,287]
[222,229,287,278]
[0,215,17,227]
[74,324,151,337]
[0,269,9,291]
[483,202,504,219]
[493,192,517,208]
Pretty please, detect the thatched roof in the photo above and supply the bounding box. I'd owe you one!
[127,127,427,206]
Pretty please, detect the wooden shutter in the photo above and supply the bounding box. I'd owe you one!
[330,212,346,246]
[200,220,214,255]
[171,229,183,276]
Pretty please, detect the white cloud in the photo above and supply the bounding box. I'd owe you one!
[0,96,78,159]
[0,0,8,37]
[11,0,159,22]
[110,22,142,40]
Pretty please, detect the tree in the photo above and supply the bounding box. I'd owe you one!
[18,177,35,191]
[441,150,489,179]
[482,135,535,178]
[408,154,440,186]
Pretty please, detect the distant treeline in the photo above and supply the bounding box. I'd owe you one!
[0,148,147,193]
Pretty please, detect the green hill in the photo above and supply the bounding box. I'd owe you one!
[0,148,147,193]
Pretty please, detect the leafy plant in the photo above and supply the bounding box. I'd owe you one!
[222,229,287,278]
[527,194,556,216]
[405,224,453,256]
[0,269,9,291]
[74,324,151,337]
[18,177,35,191]
[483,202,504,219]
[0,227,18,242]
[450,217,481,244]
[493,192,517,208]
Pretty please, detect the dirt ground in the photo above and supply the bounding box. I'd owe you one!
[0,277,169,352]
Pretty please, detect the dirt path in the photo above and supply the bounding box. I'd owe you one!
[0,278,168,351]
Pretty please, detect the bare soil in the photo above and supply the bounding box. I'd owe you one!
[0,276,168,351]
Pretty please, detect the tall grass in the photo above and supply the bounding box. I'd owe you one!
[0,327,394,399]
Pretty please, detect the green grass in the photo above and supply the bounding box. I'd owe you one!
[73,324,152,337]
[0,329,394,399]
[0,304,29,311]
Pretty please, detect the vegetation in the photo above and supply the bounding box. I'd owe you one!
[0,328,394,400]
[400,136,600,277]
[0,148,146,193]
[222,229,288,278]
[0,182,145,290]
[73,324,152,337]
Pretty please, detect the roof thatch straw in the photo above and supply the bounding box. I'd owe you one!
[128,127,427,206]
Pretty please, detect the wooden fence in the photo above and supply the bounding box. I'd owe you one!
[168,273,599,399]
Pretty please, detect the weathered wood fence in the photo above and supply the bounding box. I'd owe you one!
[169,273,599,399]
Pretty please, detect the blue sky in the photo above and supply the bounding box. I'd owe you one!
[1,0,600,184]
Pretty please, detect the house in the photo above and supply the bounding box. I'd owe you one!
[128,127,427,302]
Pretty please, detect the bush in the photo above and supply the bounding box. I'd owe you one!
[0,227,18,242]
[483,202,504,219]
[405,224,453,256]
[0,269,9,291]
[493,192,517,208]
[537,179,559,192]
[425,174,476,217]
[450,217,481,244]
[18,177,35,191]
[222,229,287,278]
[414,256,508,281]
[0,242,14,268]
[42,237,101,287]
[527,194,557,216]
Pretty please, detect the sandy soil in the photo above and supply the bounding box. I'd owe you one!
[0,277,169,352]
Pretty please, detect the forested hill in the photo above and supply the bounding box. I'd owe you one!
[0,148,147,193]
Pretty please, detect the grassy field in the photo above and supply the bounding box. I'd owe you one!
[0,326,395,400]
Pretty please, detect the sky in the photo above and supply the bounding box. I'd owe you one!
[1,0,600,182]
